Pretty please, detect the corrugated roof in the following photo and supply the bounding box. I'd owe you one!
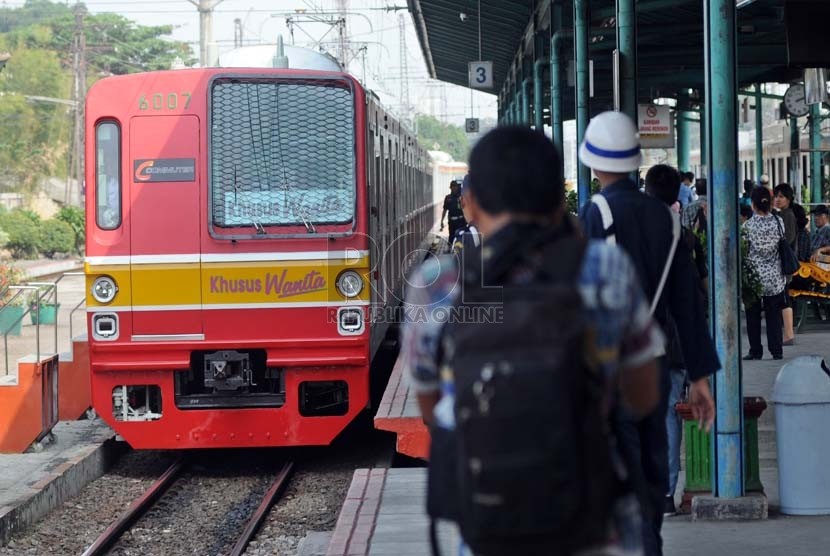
[408,0,796,120]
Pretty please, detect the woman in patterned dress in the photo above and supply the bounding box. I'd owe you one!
[743,186,787,360]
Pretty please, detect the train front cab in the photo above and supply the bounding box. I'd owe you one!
[85,69,379,449]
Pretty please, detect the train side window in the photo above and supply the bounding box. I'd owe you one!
[95,121,121,230]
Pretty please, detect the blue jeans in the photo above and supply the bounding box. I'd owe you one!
[665,369,686,497]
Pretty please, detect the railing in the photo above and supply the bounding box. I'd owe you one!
[1,271,86,376]
[69,295,87,342]
[2,284,44,375]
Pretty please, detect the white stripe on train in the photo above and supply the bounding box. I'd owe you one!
[86,250,370,266]
[86,300,370,312]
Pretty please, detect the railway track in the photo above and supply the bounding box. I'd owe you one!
[80,459,295,556]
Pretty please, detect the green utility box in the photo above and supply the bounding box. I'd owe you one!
[676,396,767,512]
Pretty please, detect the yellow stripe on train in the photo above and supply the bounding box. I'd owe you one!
[85,257,371,309]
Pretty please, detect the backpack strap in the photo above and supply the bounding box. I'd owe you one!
[591,193,616,245]
[537,236,587,284]
[650,207,681,316]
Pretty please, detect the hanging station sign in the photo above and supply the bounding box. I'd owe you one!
[468,61,494,89]
[637,104,675,149]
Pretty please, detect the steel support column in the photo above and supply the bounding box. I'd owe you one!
[617,0,637,122]
[550,1,564,156]
[811,104,822,205]
[522,77,532,127]
[533,30,546,132]
[677,93,690,172]
[514,87,520,125]
[514,78,522,125]
[574,0,591,206]
[790,117,800,201]
[700,102,708,171]
[533,58,546,131]
[755,84,764,182]
[704,0,743,499]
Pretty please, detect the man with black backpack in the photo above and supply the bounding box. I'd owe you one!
[401,126,664,555]
[579,112,719,556]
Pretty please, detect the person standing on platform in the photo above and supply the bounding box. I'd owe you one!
[643,164,708,518]
[811,205,830,255]
[402,126,664,556]
[740,180,755,210]
[792,204,811,262]
[451,175,480,255]
[579,111,719,556]
[440,180,466,246]
[677,172,696,208]
[773,183,797,346]
[743,187,786,360]
[681,179,708,232]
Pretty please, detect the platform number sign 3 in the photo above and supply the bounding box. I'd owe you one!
[465,118,480,133]
[468,61,493,89]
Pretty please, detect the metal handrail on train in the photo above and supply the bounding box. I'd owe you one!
[69,296,87,342]
[58,271,86,342]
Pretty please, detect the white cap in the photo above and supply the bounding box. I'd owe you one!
[759,174,770,185]
[578,111,642,173]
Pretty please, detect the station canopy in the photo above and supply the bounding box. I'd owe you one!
[407,0,797,119]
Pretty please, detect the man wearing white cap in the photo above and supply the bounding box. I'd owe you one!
[579,111,720,556]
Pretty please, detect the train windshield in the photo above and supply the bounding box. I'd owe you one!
[210,78,355,230]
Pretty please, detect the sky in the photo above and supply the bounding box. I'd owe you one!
[11,0,498,127]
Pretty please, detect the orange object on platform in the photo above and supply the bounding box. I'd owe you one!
[59,338,91,421]
[0,355,58,453]
[374,356,429,460]
[795,261,830,285]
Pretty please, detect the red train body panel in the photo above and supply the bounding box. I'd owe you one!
[84,66,433,449]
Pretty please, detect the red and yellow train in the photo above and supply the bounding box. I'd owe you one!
[84,61,433,449]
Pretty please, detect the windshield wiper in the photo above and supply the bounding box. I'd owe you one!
[252,221,266,235]
[297,209,317,234]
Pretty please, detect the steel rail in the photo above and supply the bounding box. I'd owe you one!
[228,461,295,556]
[80,460,185,556]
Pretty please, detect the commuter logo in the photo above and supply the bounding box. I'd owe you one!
[133,158,196,182]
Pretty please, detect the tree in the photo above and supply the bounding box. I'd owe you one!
[0,1,70,34]
[414,114,470,162]
[56,206,84,253]
[0,1,195,194]
[49,12,195,75]
[1,3,195,75]
[0,92,42,191]
[40,218,75,258]
[0,210,42,258]
[0,46,71,190]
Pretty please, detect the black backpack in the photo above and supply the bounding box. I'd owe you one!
[426,232,616,556]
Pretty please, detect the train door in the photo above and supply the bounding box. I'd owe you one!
[129,115,202,336]
[370,114,382,310]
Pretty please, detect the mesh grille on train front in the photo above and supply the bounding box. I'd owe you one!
[209,78,357,230]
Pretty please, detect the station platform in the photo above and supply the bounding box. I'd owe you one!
[373,356,428,460]
[345,329,830,555]
[0,418,116,545]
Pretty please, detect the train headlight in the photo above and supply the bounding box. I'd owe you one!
[336,270,364,298]
[91,276,118,303]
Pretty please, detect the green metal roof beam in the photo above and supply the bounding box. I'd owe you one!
[425,0,533,23]
[592,0,698,20]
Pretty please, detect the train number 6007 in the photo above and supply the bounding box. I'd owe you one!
[138,92,192,111]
